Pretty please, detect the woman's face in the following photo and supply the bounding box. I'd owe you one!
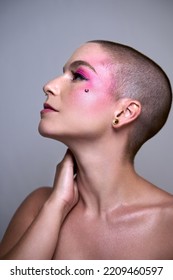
[38,43,116,143]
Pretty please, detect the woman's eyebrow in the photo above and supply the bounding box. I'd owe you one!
[63,60,97,73]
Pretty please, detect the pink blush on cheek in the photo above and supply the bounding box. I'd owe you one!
[72,86,111,115]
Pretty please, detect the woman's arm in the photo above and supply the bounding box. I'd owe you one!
[0,150,78,259]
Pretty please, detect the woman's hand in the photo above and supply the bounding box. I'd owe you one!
[49,149,79,220]
[0,150,79,259]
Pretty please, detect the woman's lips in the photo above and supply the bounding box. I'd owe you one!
[40,103,58,115]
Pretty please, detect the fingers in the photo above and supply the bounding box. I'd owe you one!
[71,182,79,208]
[53,150,75,190]
[58,150,74,175]
[58,149,77,175]
[59,149,73,166]
[47,150,79,221]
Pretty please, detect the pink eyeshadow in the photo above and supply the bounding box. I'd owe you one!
[75,67,90,79]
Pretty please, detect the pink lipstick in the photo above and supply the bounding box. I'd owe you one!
[40,103,58,115]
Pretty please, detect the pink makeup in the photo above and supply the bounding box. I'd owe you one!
[74,67,90,80]
[40,103,59,116]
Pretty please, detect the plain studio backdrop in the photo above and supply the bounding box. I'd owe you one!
[0,0,173,240]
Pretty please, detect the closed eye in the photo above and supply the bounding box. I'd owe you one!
[71,71,88,81]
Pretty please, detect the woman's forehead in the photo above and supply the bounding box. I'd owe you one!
[64,43,114,89]
[67,43,109,65]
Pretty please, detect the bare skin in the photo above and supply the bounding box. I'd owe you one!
[0,151,173,260]
[0,43,173,260]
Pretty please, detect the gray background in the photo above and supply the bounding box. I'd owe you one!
[0,0,173,240]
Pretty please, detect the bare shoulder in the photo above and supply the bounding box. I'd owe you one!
[145,181,173,217]
[22,186,52,213]
[10,186,52,220]
[140,178,173,209]
[0,186,52,257]
[152,185,173,212]
[156,190,173,224]
[157,190,173,221]
[143,183,173,257]
[152,190,173,256]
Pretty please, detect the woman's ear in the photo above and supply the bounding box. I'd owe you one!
[112,99,141,128]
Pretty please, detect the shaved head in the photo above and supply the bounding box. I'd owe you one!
[88,40,172,158]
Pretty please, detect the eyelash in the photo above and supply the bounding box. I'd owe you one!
[71,71,88,81]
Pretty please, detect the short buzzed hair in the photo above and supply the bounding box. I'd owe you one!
[88,40,172,158]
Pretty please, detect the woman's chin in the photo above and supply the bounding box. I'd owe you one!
[38,122,55,138]
[38,123,66,142]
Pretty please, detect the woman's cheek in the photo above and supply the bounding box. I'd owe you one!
[71,82,111,113]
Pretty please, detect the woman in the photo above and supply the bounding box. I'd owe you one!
[0,40,173,259]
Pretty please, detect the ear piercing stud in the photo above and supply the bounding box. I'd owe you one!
[112,110,124,126]
[112,118,119,125]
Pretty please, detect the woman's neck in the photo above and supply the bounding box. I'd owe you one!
[69,140,139,216]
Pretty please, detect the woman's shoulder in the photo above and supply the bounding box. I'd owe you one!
[8,186,52,226]
[14,186,53,218]
[0,186,52,257]
[25,186,52,212]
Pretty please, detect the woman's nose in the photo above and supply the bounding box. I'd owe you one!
[43,78,60,96]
